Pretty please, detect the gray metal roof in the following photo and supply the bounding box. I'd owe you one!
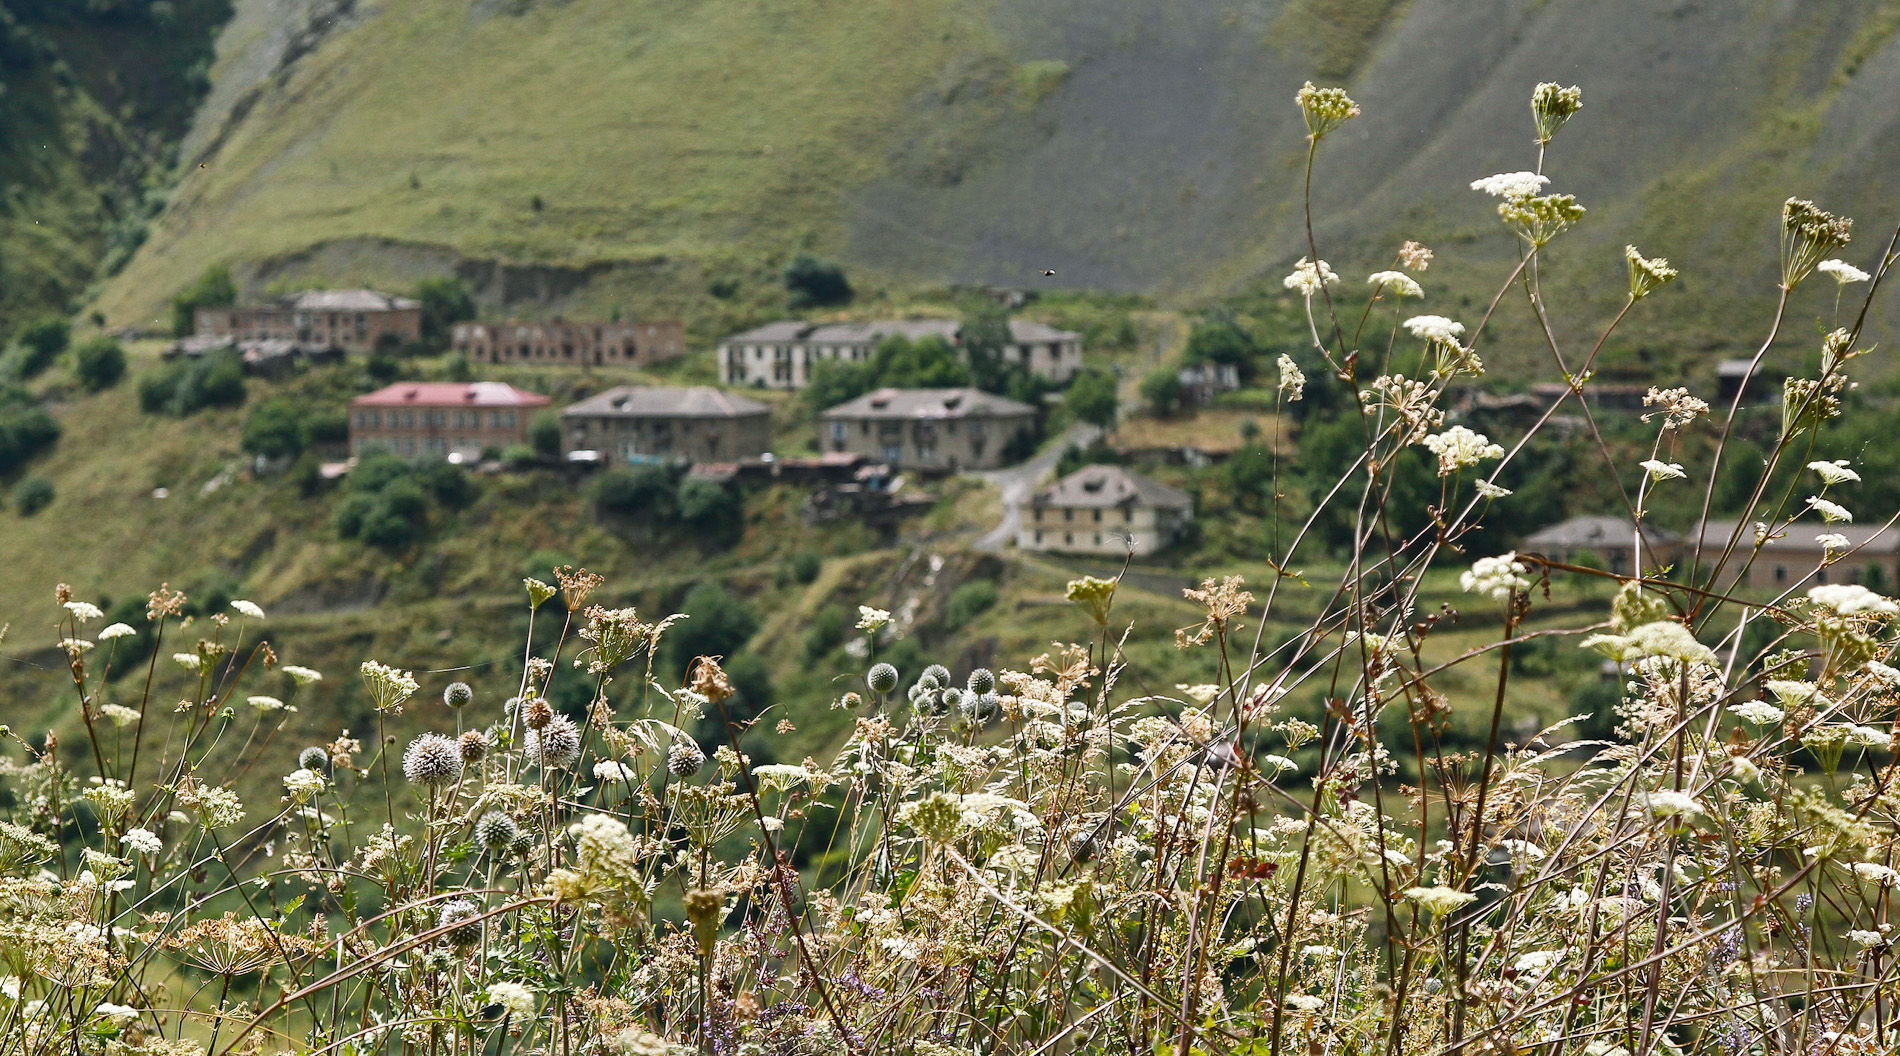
[722,318,1077,347]
[1522,515,1670,549]
[819,387,1036,420]
[1032,465,1192,511]
[1696,519,1898,554]
[285,289,420,311]
[562,385,770,420]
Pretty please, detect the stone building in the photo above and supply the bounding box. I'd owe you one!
[560,386,771,464]
[1695,520,1900,591]
[719,318,1082,389]
[1521,516,1679,576]
[348,382,550,459]
[452,319,685,368]
[1020,465,1194,556]
[195,289,422,353]
[819,387,1036,472]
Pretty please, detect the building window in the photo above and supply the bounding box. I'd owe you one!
[830,421,846,442]
[1774,566,1786,583]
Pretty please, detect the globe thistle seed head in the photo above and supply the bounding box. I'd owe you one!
[522,698,555,731]
[438,898,483,947]
[525,715,580,770]
[976,693,1001,724]
[866,662,899,695]
[402,733,464,789]
[923,664,951,688]
[459,730,489,763]
[443,681,474,709]
[966,668,995,695]
[940,687,966,713]
[476,811,519,854]
[1069,831,1098,863]
[297,746,330,771]
[509,832,536,859]
[668,742,707,778]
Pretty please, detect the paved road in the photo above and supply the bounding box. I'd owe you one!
[973,423,1101,552]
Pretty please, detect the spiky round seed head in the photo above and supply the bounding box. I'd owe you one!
[1069,831,1098,863]
[522,698,554,731]
[866,662,899,695]
[525,715,580,769]
[476,811,519,853]
[459,730,488,763]
[940,687,966,713]
[443,681,474,709]
[298,746,330,771]
[923,664,951,688]
[966,668,995,695]
[916,673,942,693]
[401,733,464,789]
[668,742,706,777]
[509,832,536,859]
[438,898,483,947]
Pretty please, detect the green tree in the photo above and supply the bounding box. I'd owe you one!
[1185,319,1257,377]
[415,276,476,346]
[1066,368,1119,429]
[529,411,563,459]
[591,464,678,520]
[961,302,1020,392]
[783,254,852,310]
[70,335,126,392]
[241,399,306,460]
[874,335,970,389]
[677,476,743,546]
[804,358,877,413]
[1139,369,1183,417]
[170,263,237,337]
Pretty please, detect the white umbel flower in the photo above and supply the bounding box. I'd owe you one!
[1403,315,1466,344]
[1809,584,1899,618]
[1638,459,1686,482]
[1818,259,1870,284]
[1422,426,1503,476]
[1470,171,1550,199]
[486,981,536,1020]
[63,601,103,622]
[1405,885,1478,915]
[1277,354,1305,401]
[1461,553,1530,601]
[1282,257,1339,296]
[1807,496,1853,523]
[230,600,265,619]
[98,623,136,640]
[121,828,162,857]
[1367,271,1423,297]
[1643,790,1703,818]
[1808,459,1861,485]
[1727,700,1785,725]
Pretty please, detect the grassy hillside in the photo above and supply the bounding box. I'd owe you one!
[83,0,1900,374]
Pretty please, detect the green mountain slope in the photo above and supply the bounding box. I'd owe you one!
[82,0,1900,366]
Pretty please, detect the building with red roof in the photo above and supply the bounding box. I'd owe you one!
[349,382,551,459]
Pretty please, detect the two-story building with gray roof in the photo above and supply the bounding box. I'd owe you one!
[196,289,422,353]
[1020,465,1194,556]
[819,387,1036,471]
[719,318,1082,389]
[561,386,772,464]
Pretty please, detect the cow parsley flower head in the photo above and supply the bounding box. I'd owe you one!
[1294,81,1360,138]
[283,665,322,685]
[1277,354,1305,401]
[121,828,161,857]
[1644,790,1703,819]
[486,981,535,1021]
[1817,532,1850,555]
[1403,315,1465,344]
[1807,496,1853,523]
[1728,700,1786,725]
[1406,885,1478,916]
[1475,480,1512,500]
[98,622,136,640]
[1461,553,1530,601]
[856,606,892,633]
[64,601,103,622]
[1398,241,1433,271]
[1367,271,1423,297]
[1422,426,1503,476]
[1783,198,1854,287]
[1818,258,1870,284]
[1282,257,1339,296]
[1470,172,1550,200]
[360,661,417,712]
[1809,459,1861,485]
[1625,621,1717,666]
[230,600,265,620]
[1642,387,1710,429]
[1625,245,1678,300]
[1809,584,1899,618]
[1639,459,1686,482]
[1852,863,1900,887]
[1531,82,1583,143]
[283,768,325,802]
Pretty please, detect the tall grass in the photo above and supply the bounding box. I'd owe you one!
[6,80,1900,1056]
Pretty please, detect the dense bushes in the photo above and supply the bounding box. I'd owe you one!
[7,316,67,379]
[242,397,348,460]
[169,263,236,337]
[71,335,126,391]
[138,349,245,416]
[12,474,52,515]
[782,253,852,309]
[590,463,744,546]
[0,395,60,475]
[332,453,476,550]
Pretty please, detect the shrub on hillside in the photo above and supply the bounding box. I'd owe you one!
[940,579,998,628]
[11,315,68,379]
[677,475,742,545]
[782,253,852,309]
[529,411,562,459]
[0,400,60,475]
[331,452,464,551]
[138,349,246,416]
[70,334,126,391]
[1064,367,1119,428]
[591,463,678,520]
[12,474,52,515]
[415,275,475,346]
[169,262,237,337]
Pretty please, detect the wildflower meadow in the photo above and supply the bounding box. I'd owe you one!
[7,80,1900,1056]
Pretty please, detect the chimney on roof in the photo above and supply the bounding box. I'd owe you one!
[943,393,963,410]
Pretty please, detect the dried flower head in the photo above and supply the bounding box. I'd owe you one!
[1277,354,1305,402]
[1783,197,1854,288]
[689,656,735,704]
[438,898,482,947]
[477,812,520,853]
[443,681,473,709]
[459,730,489,763]
[554,565,605,611]
[526,715,581,770]
[667,742,706,778]
[523,698,555,731]
[1282,257,1339,297]
[1398,241,1433,271]
[402,734,463,789]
